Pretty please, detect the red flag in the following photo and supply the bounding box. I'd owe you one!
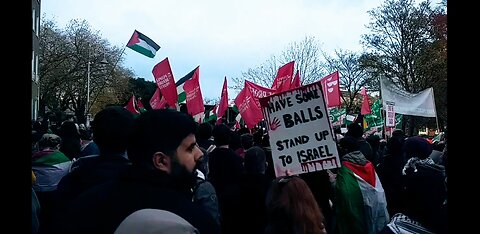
[183,67,205,116]
[360,86,371,115]
[125,95,140,114]
[291,69,301,88]
[149,88,169,109]
[271,61,295,93]
[245,80,275,101]
[152,57,178,109]
[217,77,229,120]
[320,71,341,108]
[234,86,263,129]
[244,80,275,123]
[137,97,147,113]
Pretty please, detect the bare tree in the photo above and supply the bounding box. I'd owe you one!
[39,17,131,123]
[323,49,374,114]
[204,97,219,105]
[231,36,328,93]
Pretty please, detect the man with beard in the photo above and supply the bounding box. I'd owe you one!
[56,109,220,234]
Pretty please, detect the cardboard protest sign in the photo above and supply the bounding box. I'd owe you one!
[259,81,341,177]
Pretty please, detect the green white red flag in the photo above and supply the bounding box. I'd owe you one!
[126,30,160,58]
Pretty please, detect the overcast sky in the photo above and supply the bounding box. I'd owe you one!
[41,0,431,101]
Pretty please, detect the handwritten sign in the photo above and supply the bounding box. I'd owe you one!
[385,101,396,127]
[259,81,340,177]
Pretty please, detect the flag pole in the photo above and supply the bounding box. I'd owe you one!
[227,102,230,124]
[378,78,385,139]
[431,87,440,132]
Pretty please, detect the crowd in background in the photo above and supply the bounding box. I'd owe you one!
[31,107,448,234]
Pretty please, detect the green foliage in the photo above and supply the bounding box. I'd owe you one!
[128,78,157,110]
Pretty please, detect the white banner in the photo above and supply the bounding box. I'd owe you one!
[380,78,436,117]
[259,81,341,177]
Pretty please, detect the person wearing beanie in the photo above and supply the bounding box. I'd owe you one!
[382,136,447,234]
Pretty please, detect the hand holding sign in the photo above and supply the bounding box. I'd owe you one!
[260,81,341,177]
[269,117,281,131]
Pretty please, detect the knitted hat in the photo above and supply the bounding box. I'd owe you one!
[403,136,433,159]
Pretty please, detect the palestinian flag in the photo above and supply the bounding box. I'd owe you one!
[32,149,71,192]
[176,66,199,104]
[204,104,218,123]
[127,30,160,58]
[335,160,390,234]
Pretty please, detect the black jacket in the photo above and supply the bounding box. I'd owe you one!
[57,166,220,234]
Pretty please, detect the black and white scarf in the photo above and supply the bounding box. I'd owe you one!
[402,157,435,175]
[386,213,435,234]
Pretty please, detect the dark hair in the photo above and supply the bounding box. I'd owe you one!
[196,122,213,140]
[79,128,92,141]
[38,133,62,149]
[339,136,360,154]
[240,133,254,150]
[265,176,326,234]
[392,129,405,138]
[92,106,135,155]
[244,146,266,174]
[127,109,197,167]
[253,129,263,146]
[346,123,363,138]
[229,131,242,151]
[59,121,80,139]
[212,124,230,146]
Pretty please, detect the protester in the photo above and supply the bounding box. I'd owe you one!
[265,175,327,234]
[397,136,446,233]
[193,148,220,226]
[223,146,272,234]
[56,106,135,209]
[334,136,389,234]
[208,123,244,196]
[32,133,72,234]
[207,123,244,233]
[57,109,220,234]
[57,121,82,160]
[376,130,406,216]
[345,122,374,163]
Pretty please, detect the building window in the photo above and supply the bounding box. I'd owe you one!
[32,8,36,31]
[32,50,35,81]
[36,15,40,36]
[35,54,39,82]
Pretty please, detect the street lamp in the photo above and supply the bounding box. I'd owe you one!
[85,51,109,122]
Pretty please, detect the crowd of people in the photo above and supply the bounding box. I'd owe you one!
[31,107,448,234]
